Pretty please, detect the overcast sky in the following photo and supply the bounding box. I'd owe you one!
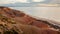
[0,0,45,4]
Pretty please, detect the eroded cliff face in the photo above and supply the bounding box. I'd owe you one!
[0,6,50,28]
[0,6,60,34]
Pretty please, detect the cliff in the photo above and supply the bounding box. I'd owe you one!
[0,6,60,34]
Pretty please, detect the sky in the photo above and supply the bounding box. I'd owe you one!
[33,0,45,2]
[0,0,45,4]
[0,0,59,7]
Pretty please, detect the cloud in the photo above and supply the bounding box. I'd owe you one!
[33,0,45,2]
[0,0,30,4]
[33,4,59,7]
[16,0,30,3]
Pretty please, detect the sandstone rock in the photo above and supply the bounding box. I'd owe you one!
[0,6,59,34]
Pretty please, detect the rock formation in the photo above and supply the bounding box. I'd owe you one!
[0,6,60,34]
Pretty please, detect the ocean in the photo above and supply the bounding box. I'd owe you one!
[10,7,60,24]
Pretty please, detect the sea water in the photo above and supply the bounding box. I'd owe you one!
[10,7,60,24]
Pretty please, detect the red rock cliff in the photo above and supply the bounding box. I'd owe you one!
[0,6,60,34]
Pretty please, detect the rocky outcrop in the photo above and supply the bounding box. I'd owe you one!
[0,6,60,34]
[0,6,50,28]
